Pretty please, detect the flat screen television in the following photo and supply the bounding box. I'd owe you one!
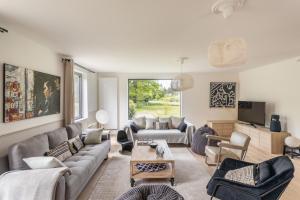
[238,101,266,126]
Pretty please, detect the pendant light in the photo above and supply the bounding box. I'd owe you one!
[171,57,194,91]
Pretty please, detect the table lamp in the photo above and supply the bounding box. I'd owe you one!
[96,109,109,129]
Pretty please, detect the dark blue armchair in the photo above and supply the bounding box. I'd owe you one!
[207,156,294,200]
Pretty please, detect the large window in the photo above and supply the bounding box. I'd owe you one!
[74,72,83,120]
[128,79,181,118]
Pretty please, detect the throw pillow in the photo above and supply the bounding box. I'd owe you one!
[131,122,140,133]
[68,136,80,154]
[133,117,146,129]
[73,136,84,151]
[159,117,172,129]
[46,141,72,162]
[177,121,187,132]
[145,118,157,129]
[225,165,256,186]
[84,129,103,144]
[23,156,66,169]
[170,116,185,129]
[159,122,169,130]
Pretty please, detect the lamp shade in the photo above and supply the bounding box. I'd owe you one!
[96,109,109,124]
[171,74,194,91]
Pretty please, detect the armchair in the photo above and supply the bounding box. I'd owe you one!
[205,131,251,167]
[207,156,294,200]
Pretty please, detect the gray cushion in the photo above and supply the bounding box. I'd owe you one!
[159,117,172,129]
[46,128,69,149]
[66,123,82,139]
[134,129,186,144]
[63,140,111,200]
[8,134,49,170]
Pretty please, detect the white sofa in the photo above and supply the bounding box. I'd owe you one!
[125,119,195,145]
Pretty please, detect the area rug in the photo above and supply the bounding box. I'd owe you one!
[88,147,212,200]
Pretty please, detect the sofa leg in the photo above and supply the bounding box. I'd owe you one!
[104,154,108,160]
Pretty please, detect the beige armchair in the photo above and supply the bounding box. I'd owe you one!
[205,131,251,167]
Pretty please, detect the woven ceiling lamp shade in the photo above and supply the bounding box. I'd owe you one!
[171,74,194,91]
[208,38,247,67]
[171,57,194,91]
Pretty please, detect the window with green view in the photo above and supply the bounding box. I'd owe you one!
[128,79,181,119]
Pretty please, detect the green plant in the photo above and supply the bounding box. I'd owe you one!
[129,99,136,118]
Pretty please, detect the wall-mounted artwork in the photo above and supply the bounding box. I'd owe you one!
[209,82,236,108]
[3,64,60,122]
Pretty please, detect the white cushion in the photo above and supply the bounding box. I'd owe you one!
[170,116,184,129]
[23,157,66,169]
[145,118,157,129]
[84,129,103,144]
[133,117,146,129]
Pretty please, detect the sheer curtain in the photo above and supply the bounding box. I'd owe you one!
[63,58,74,125]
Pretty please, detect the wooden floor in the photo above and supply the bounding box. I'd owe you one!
[79,133,300,200]
[191,145,300,200]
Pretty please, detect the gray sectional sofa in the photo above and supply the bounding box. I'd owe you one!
[0,123,111,200]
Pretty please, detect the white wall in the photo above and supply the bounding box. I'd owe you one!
[239,57,300,137]
[182,72,239,128]
[99,72,239,129]
[0,26,64,137]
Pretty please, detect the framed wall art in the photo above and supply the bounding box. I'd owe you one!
[209,82,236,108]
[3,63,60,122]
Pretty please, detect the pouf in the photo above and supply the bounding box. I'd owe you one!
[191,125,218,155]
[284,136,300,158]
[285,136,300,148]
[116,184,184,200]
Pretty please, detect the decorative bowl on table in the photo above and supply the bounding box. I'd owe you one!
[149,142,158,149]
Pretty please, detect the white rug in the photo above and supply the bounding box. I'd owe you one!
[88,147,212,200]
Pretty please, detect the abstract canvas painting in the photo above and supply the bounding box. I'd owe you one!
[3,64,26,122]
[209,82,236,108]
[3,64,60,122]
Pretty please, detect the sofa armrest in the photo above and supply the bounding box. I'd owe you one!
[218,142,246,150]
[185,121,196,145]
[207,135,230,142]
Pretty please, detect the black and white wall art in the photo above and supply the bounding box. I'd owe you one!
[209,82,236,108]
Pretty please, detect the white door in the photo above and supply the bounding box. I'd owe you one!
[99,77,118,129]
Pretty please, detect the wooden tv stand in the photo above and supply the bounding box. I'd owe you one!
[234,122,289,154]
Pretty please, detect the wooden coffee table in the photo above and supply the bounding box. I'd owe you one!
[130,140,175,187]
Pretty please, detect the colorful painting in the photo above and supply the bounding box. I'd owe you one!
[3,64,60,122]
[209,82,236,108]
[3,64,26,122]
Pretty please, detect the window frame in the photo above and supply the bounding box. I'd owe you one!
[127,79,182,119]
[74,71,83,120]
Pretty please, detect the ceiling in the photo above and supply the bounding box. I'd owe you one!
[0,0,300,73]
